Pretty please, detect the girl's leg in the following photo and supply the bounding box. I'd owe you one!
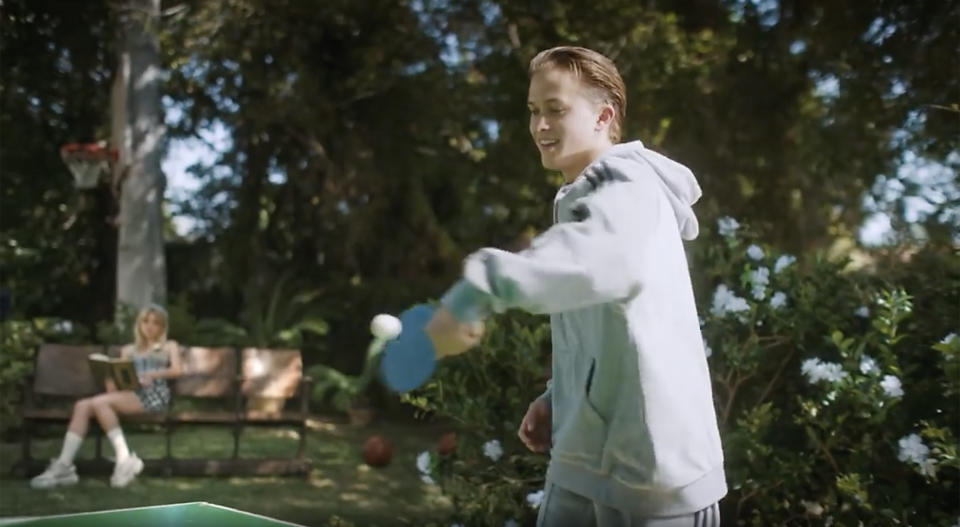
[88,391,148,488]
[67,397,93,436]
[88,392,146,462]
[57,398,94,464]
[29,398,94,488]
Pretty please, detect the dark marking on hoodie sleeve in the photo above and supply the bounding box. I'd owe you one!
[571,203,590,222]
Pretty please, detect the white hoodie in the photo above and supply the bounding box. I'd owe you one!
[443,140,727,516]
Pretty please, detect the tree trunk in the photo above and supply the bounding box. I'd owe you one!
[114,0,166,313]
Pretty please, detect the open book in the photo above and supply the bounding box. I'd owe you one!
[88,353,141,391]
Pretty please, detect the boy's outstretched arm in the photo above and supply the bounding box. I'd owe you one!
[430,159,665,356]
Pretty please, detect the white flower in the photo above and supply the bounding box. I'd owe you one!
[503,520,520,527]
[859,355,880,376]
[717,216,740,238]
[898,433,930,465]
[774,254,796,273]
[483,439,503,462]
[898,434,937,478]
[801,358,848,384]
[749,267,770,300]
[746,244,765,261]
[770,291,787,309]
[704,341,713,358]
[416,451,432,474]
[698,316,705,327]
[941,333,957,345]
[854,306,869,318]
[880,375,904,398]
[526,489,545,509]
[421,474,436,485]
[820,363,847,383]
[801,500,824,517]
[711,284,751,320]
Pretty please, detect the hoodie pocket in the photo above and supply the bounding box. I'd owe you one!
[552,358,609,470]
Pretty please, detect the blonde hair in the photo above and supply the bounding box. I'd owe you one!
[134,303,168,351]
[529,46,627,143]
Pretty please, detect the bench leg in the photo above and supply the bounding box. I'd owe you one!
[14,420,33,476]
[20,419,32,462]
[164,423,174,477]
[93,428,104,461]
[232,424,241,459]
[296,423,306,458]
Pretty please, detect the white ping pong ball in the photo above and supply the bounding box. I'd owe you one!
[370,314,402,340]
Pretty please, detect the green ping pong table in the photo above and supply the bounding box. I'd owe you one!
[0,502,305,526]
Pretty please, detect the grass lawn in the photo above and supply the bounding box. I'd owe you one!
[0,417,454,526]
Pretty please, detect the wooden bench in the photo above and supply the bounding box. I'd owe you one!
[14,344,313,477]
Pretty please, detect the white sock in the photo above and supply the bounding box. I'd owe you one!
[106,428,130,462]
[56,431,83,466]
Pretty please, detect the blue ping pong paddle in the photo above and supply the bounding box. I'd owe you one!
[379,304,437,393]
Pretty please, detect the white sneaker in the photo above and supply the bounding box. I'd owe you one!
[30,459,79,489]
[109,453,144,488]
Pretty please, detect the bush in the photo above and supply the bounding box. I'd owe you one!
[403,218,959,526]
[403,312,551,526]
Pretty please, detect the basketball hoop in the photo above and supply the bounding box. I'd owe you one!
[60,142,118,189]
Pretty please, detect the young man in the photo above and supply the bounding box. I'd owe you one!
[426,46,726,526]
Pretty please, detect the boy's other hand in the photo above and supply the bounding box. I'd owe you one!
[104,378,117,393]
[519,397,552,453]
[425,306,485,358]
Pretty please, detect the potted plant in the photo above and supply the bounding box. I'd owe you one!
[308,330,388,426]
[308,363,377,425]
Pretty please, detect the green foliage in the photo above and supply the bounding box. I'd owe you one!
[95,303,138,345]
[402,313,551,526]
[0,321,39,436]
[157,276,330,349]
[700,222,958,525]
[308,336,384,413]
[238,274,329,349]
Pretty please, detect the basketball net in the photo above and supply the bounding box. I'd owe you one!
[60,142,118,189]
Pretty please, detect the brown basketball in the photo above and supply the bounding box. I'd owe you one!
[362,435,393,467]
[437,432,457,455]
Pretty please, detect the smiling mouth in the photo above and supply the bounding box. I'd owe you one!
[538,139,558,149]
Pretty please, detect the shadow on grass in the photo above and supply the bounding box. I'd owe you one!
[0,418,453,526]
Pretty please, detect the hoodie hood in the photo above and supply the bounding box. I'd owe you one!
[587,140,702,240]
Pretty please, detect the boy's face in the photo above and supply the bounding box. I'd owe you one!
[528,67,612,181]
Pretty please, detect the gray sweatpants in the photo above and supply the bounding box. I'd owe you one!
[536,481,721,527]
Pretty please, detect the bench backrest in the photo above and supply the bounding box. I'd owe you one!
[240,348,302,398]
[33,344,103,396]
[176,346,237,397]
[31,344,302,401]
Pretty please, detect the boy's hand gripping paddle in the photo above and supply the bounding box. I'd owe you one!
[377,304,437,393]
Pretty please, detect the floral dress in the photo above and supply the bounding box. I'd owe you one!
[130,345,172,413]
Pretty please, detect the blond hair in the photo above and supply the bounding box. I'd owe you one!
[133,303,168,351]
[529,46,627,143]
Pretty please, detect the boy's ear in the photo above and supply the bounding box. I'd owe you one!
[595,104,615,131]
